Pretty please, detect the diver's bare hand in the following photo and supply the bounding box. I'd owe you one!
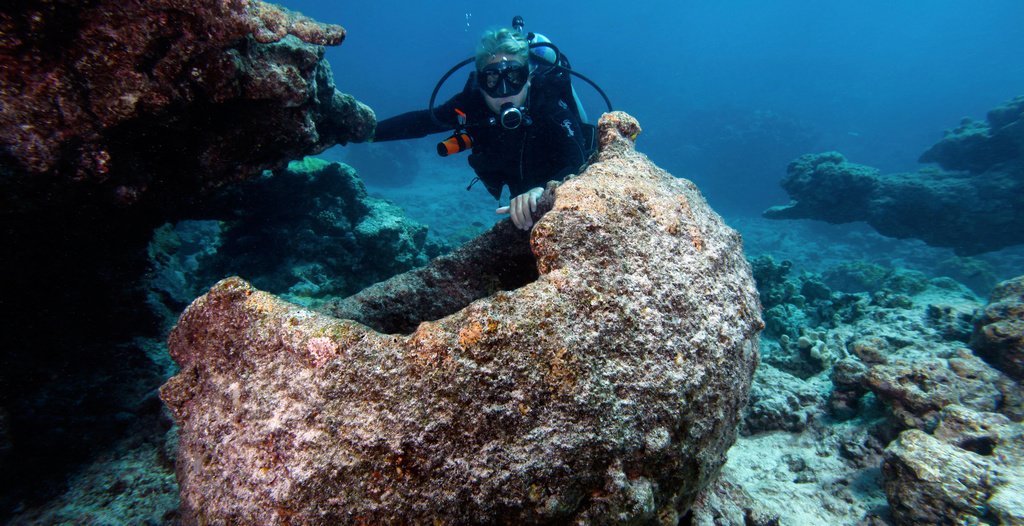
[496,187,544,230]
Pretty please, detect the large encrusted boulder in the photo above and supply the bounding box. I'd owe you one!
[160,112,764,524]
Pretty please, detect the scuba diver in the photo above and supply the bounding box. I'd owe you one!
[371,17,611,230]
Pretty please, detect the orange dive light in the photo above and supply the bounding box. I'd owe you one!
[437,133,472,157]
[437,108,472,157]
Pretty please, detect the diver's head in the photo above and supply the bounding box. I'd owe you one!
[475,28,533,115]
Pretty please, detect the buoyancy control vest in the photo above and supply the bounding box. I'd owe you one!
[429,15,612,158]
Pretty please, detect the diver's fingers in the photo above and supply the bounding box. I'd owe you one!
[515,197,532,229]
[496,206,510,215]
[511,197,524,227]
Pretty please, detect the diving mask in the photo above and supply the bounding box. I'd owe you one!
[478,61,529,98]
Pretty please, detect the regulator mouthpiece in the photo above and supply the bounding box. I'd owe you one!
[512,15,525,35]
[499,102,524,130]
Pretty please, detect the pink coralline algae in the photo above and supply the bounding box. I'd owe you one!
[161,112,764,525]
[0,0,372,208]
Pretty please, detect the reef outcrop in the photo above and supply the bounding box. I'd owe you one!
[919,95,1024,174]
[146,158,448,317]
[763,95,1024,256]
[860,348,1024,430]
[970,276,1024,384]
[882,405,1024,525]
[160,112,764,524]
[0,1,374,514]
[0,0,373,210]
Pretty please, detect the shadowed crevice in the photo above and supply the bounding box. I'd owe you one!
[323,219,539,334]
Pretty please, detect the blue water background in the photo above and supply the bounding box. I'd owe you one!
[284,0,1024,219]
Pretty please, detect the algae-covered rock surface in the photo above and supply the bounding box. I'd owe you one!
[970,276,1024,384]
[707,227,1024,525]
[160,112,764,524]
[0,0,373,211]
[146,158,447,318]
[883,406,1024,525]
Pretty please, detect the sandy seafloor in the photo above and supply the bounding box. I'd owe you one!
[7,138,1023,525]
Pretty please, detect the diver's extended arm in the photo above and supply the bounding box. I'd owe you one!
[373,108,452,142]
[372,74,477,142]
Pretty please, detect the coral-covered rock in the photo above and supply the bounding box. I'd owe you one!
[146,158,447,315]
[862,348,1022,431]
[689,477,780,526]
[743,365,826,434]
[882,405,1024,526]
[847,336,891,366]
[764,151,1024,256]
[0,0,373,210]
[160,112,764,524]
[883,428,994,525]
[919,95,1024,174]
[822,261,890,294]
[829,358,870,420]
[764,152,882,225]
[970,276,1024,383]
[749,254,795,310]
[936,257,1000,298]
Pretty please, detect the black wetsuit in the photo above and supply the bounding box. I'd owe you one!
[373,71,593,200]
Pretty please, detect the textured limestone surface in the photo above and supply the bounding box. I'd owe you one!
[971,276,1024,383]
[882,405,1024,525]
[0,0,373,210]
[161,112,764,524]
[861,348,1023,431]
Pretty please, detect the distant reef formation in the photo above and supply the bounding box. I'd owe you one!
[160,112,765,524]
[764,95,1024,256]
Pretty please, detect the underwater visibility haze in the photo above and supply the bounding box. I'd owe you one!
[1,0,1024,524]
[308,0,1024,215]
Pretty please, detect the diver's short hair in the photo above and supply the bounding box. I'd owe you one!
[474,28,532,72]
